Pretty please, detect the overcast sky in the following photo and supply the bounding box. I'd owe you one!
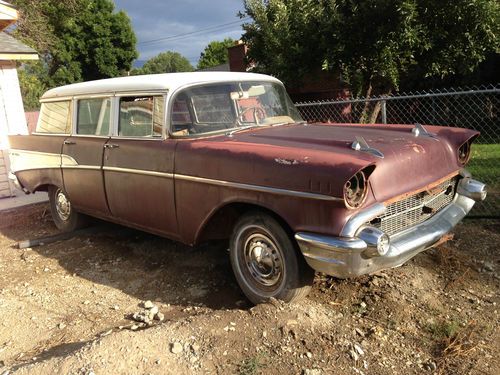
[113,0,247,67]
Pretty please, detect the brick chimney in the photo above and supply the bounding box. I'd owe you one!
[228,40,248,72]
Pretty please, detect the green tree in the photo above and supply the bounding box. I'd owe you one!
[241,0,325,85]
[17,62,47,111]
[132,51,194,75]
[242,0,499,102]
[197,38,235,70]
[12,0,138,94]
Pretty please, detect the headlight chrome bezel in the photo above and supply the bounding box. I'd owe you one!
[344,170,368,209]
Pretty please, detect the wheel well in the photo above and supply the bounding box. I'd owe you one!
[35,184,50,193]
[196,202,294,244]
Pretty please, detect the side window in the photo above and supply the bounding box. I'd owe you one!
[171,95,194,136]
[77,98,111,136]
[119,96,164,137]
[36,101,71,134]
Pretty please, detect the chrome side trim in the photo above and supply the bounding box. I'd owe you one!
[103,166,174,178]
[175,174,343,202]
[62,165,102,171]
[9,149,342,201]
[9,149,78,172]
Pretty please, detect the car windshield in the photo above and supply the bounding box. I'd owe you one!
[170,81,303,136]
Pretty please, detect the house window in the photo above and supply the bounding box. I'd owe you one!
[77,98,111,136]
[36,101,71,134]
[118,96,164,137]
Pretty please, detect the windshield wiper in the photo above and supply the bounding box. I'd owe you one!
[270,120,306,127]
[226,125,259,136]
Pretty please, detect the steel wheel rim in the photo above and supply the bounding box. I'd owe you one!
[241,230,284,289]
[55,189,71,221]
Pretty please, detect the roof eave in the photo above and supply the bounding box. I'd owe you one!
[0,52,38,61]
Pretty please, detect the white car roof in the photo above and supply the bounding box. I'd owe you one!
[41,72,282,100]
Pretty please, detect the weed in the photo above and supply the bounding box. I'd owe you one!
[429,320,482,375]
[238,352,268,375]
[427,319,461,341]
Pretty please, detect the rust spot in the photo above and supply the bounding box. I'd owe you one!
[384,171,460,205]
[274,158,299,165]
[432,233,454,248]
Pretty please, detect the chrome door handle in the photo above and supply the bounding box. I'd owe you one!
[104,144,119,149]
[63,140,76,145]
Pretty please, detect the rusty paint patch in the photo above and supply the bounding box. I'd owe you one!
[274,158,299,165]
[412,144,425,154]
[384,170,460,205]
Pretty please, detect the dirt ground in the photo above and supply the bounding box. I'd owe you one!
[0,203,498,375]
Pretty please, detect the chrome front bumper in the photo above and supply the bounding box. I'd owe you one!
[295,177,487,278]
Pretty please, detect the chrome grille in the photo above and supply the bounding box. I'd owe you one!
[370,177,459,237]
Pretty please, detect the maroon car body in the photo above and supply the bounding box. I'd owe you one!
[8,72,487,304]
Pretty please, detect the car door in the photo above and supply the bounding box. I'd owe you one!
[61,96,112,216]
[102,94,178,238]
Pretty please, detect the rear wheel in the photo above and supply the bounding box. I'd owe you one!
[229,212,314,304]
[48,186,87,232]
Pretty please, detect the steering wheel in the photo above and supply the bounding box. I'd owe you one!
[237,106,266,125]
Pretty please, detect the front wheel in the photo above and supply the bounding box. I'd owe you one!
[48,186,87,232]
[229,212,314,304]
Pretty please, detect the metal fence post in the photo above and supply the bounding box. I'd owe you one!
[381,100,387,124]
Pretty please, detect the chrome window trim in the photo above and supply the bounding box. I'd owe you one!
[108,136,164,142]
[165,80,291,139]
[113,90,168,97]
[114,93,168,140]
[40,96,73,103]
[36,99,73,135]
[69,134,112,139]
[72,93,115,100]
[31,132,70,137]
[73,96,113,137]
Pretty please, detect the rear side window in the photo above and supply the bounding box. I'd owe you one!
[36,101,71,134]
[77,98,111,136]
[119,96,164,137]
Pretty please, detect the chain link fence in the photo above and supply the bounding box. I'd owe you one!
[295,85,500,217]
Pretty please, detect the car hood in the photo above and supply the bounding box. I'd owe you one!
[226,123,478,202]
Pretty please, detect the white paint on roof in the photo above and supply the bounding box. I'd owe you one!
[41,72,282,100]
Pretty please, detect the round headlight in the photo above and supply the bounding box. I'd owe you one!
[458,140,472,165]
[344,170,368,209]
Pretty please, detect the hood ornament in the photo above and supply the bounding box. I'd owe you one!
[412,123,437,138]
[351,136,384,158]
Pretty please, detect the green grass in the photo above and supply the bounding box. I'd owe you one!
[468,144,500,191]
[427,319,461,341]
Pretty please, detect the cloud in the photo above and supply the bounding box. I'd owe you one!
[113,0,247,65]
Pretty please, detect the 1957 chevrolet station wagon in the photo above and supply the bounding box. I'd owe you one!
[8,72,487,304]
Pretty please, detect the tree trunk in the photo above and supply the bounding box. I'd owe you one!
[359,80,373,124]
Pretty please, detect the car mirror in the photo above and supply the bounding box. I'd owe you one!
[248,85,266,97]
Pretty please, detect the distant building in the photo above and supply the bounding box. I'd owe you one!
[0,1,38,198]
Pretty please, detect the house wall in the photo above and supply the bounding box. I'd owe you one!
[0,61,28,197]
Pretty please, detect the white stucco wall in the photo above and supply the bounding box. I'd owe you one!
[0,61,28,197]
